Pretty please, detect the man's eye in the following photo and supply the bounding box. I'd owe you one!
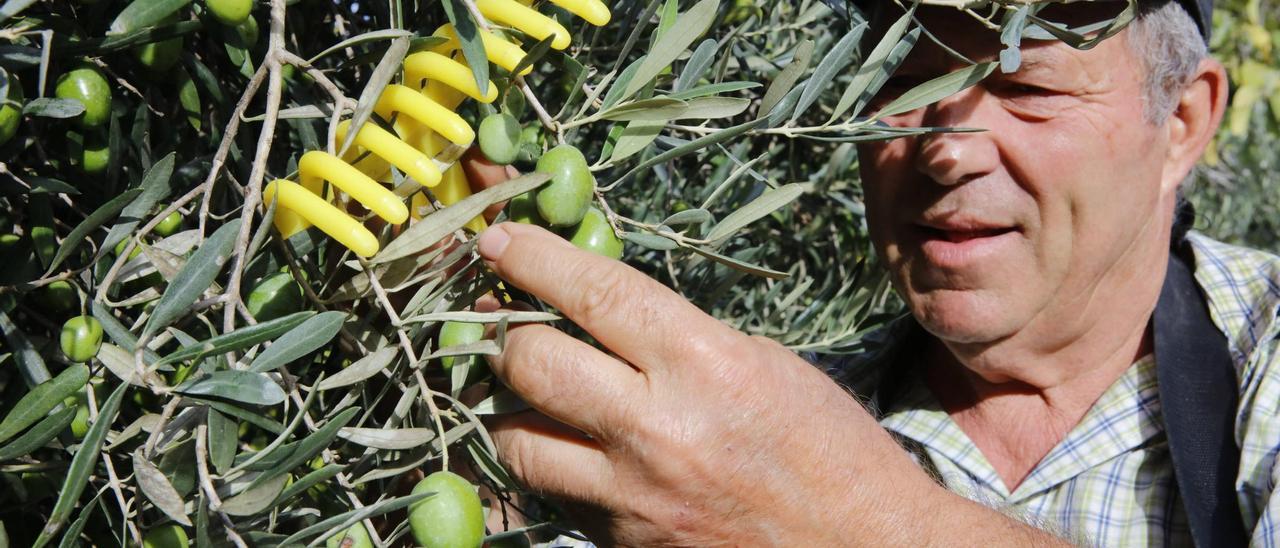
[1000,82,1052,95]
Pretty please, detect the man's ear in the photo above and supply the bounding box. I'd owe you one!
[1162,58,1229,193]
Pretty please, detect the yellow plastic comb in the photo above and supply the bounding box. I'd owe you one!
[264,0,611,257]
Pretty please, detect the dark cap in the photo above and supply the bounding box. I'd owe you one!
[826,0,1215,43]
[1178,0,1214,42]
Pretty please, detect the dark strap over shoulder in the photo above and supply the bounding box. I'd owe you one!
[1154,248,1248,547]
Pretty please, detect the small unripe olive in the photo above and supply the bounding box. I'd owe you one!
[60,315,103,363]
[438,320,484,371]
[154,211,183,237]
[70,400,90,439]
[567,207,624,260]
[81,137,109,175]
[408,471,485,548]
[142,524,189,548]
[534,145,594,227]
[246,272,304,322]
[325,522,373,548]
[54,63,111,129]
[505,192,545,226]
[206,0,254,26]
[133,16,183,73]
[477,112,522,165]
[40,280,78,314]
[0,74,24,147]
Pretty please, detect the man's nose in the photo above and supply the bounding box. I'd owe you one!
[911,88,1000,186]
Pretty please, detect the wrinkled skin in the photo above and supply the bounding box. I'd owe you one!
[459,3,1226,544]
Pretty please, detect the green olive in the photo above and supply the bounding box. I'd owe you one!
[534,144,594,227]
[81,136,109,175]
[60,315,103,363]
[70,400,90,439]
[177,69,201,129]
[31,225,56,267]
[142,524,189,548]
[54,63,111,129]
[438,320,484,372]
[154,211,183,237]
[477,112,521,165]
[133,16,183,73]
[40,280,78,314]
[567,207,623,260]
[505,191,545,226]
[0,74,24,147]
[206,0,253,26]
[325,522,373,548]
[515,125,541,164]
[245,272,304,322]
[114,238,142,261]
[408,471,485,548]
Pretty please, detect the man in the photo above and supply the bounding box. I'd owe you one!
[463,0,1280,544]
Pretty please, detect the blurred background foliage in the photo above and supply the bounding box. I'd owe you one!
[1191,0,1280,252]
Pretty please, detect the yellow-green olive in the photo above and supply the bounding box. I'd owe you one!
[206,0,253,26]
[505,191,545,226]
[408,471,485,548]
[81,136,109,175]
[325,522,373,548]
[142,524,189,548]
[40,280,78,314]
[0,74,23,147]
[60,315,103,363]
[154,211,183,237]
[438,320,484,372]
[534,144,595,227]
[477,112,521,165]
[246,272,304,322]
[54,63,111,129]
[133,16,183,73]
[567,207,623,260]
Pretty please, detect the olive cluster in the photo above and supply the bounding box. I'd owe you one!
[480,113,623,260]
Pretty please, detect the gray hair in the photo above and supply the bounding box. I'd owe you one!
[1127,0,1209,124]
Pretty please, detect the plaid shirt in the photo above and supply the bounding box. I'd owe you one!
[819,233,1280,547]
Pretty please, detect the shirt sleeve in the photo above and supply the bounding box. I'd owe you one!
[1235,325,1280,547]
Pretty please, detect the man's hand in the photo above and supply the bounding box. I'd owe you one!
[475,222,1051,546]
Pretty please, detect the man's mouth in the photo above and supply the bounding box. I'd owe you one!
[923,226,1018,243]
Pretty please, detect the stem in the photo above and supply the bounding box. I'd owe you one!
[220,0,288,341]
[363,262,451,471]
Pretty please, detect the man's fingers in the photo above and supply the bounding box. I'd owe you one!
[476,222,738,370]
[489,411,615,504]
[488,322,638,438]
[460,147,519,222]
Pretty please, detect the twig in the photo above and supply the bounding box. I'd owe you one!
[84,384,143,545]
[221,0,289,340]
[363,262,451,470]
[195,422,226,511]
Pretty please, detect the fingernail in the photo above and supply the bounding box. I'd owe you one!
[478,225,511,260]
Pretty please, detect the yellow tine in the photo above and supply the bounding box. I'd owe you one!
[403,51,498,103]
[476,0,571,50]
[411,191,431,221]
[422,133,487,233]
[430,24,532,76]
[375,84,475,146]
[422,79,467,111]
[264,179,381,257]
[298,151,409,224]
[337,119,442,187]
[547,0,611,26]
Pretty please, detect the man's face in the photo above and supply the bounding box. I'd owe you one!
[858,7,1182,348]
